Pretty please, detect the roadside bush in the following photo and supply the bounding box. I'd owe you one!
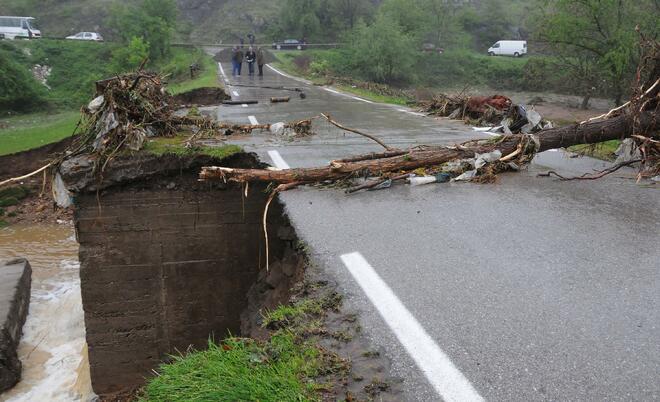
[0,44,47,112]
[110,37,150,74]
[343,15,418,85]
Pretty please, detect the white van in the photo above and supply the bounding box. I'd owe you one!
[488,40,526,57]
[0,16,42,40]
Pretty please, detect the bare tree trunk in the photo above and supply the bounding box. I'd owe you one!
[200,111,658,185]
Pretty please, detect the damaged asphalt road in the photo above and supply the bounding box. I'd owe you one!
[204,51,660,402]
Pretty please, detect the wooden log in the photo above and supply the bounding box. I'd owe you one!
[200,111,658,185]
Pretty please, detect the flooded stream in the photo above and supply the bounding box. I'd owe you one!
[0,224,93,402]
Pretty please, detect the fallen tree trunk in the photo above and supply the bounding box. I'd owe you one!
[200,111,658,185]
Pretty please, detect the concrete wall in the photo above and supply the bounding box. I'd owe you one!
[0,258,31,392]
[74,177,292,396]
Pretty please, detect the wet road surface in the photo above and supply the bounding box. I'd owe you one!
[205,52,660,401]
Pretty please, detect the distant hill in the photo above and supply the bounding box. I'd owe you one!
[0,0,284,43]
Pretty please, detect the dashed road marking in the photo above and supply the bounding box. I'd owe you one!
[248,115,259,125]
[267,150,290,169]
[340,252,484,402]
[241,104,248,108]
[232,90,240,97]
[397,108,425,117]
[218,62,227,80]
[324,87,341,95]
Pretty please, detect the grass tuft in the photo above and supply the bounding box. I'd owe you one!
[140,333,318,402]
[142,135,242,160]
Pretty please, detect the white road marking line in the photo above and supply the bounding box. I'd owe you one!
[268,150,290,169]
[397,108,425,117]
[266,64,311,84]
[350,95,374,104]
[340,252,484,402]
[232,90,240,97]
[323,87,373,103]
[241,104,248,108]
[218,63,227,81]
[248,115,259,125]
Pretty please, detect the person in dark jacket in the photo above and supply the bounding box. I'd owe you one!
[232,46,244,76]
[245,46,257,76]
[256,47,266,77]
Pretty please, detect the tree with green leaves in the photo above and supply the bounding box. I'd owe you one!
[278,0,322,40]
[107,0,178,62]
[328,0,374,30]
[345,13,418,84]
[536,0,658,105]
[110,37,150,73]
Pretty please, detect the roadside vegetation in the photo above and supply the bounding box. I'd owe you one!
[140,284,353,401]
[0,0,220,156]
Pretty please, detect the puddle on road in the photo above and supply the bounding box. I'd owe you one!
[0,224,94,402]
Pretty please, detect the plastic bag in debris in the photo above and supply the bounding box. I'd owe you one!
[87,95,104,113]
[92,110,119,150]
[126,128,147,151]
[369,178,392,190]
[408,176,437,186]
[269,122,286,135]
[453,170,477,181]
[527,109,542,127]
[435,172,451,183]
[614,138,642,164]
[52,173,73,208]
[474,150,502,169]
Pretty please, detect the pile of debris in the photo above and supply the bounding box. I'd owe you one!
[418,93,554,134]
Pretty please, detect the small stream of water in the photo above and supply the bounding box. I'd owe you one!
[0,224,94,402]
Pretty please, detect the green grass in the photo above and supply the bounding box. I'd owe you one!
[0,44,220,155]
[167,52,220,95]
[568,139,621,161]
[140,333,320,402]
[142,135,242,159]
[0,111,79,156]
[140,288,348,402]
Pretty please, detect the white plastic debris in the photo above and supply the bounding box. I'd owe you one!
[92,110,119,150]
[87,95,104,113]
[527,109,542,127]
[453,170,477,181]
[52,173,73,208]
[407,176,437,186]
[269,122,286,135]
[474,150,502,169]
[614,138,642,164]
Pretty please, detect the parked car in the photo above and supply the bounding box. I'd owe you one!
[66,32,103,41]
[488,40,527,57]
[421,43,444,54]
[0,16,41,39]
[272,39,306,50]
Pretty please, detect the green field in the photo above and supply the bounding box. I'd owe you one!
[0,112,79,156]
[0,41,220,156]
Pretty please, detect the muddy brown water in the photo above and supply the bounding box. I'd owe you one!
[0,224,93,402]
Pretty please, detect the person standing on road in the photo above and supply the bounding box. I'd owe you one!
[232,46,244,76]
[256,47,266,77]
[245,46,257,76]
